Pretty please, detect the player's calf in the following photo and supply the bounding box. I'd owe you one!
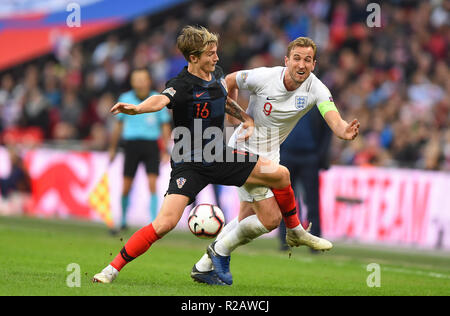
[272,185,301,229]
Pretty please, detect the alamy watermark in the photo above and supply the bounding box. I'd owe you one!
[367,3,381,28]
[66,263,81,287]
[366,263,381,288]
[66,2,81,28]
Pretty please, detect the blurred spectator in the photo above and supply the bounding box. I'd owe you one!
[0,146,31,215]
[0,146,30,198]
[0,73,18,133]
[20,88,51,138]
[43,76,62,109]
[92,35,127,66]
[59,89,82,132]
[82,92,116,150]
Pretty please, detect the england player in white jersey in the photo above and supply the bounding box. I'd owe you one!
[231,67,334,165]
[192,37,360,285]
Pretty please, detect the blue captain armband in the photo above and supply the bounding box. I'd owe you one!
[317,101,338,118]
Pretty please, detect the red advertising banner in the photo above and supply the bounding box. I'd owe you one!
[319,166,450,250]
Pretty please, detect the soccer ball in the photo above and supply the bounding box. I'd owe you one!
[188,204,225,239]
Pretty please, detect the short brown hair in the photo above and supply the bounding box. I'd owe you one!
[286,37,317,60]
[177,25,219,62]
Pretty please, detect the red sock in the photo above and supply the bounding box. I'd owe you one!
[110,223,160,271]
[272,185,300,229]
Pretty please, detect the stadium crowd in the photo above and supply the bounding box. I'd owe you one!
[0,0,448,170]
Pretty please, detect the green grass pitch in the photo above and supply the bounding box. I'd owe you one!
[0,216,449,296]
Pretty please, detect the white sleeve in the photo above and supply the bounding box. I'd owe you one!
[235,67,268,94]
[313,77,334,106]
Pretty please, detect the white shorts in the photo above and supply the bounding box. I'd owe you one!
[237,183,274,202]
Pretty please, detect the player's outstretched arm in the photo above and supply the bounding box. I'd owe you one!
[324,110,360,140]
[110,95,170,115]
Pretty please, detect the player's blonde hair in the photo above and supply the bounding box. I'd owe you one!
[177,25,219,62]
[287,37,317,60]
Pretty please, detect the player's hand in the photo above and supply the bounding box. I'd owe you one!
[110,102,139,115]
[237,118,255,142]
[342,119,360,140]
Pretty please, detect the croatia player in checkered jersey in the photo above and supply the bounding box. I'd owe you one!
[192,37,360,284]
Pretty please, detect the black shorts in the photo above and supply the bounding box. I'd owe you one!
[166,146,258,204]
[123,140,160,178]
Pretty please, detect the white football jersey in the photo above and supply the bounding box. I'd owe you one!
[228,66,334,164]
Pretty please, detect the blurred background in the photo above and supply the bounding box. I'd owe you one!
[0,0,448,250]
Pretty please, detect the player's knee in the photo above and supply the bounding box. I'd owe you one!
[260,212,282,231]
[274,166,291,189]
[153,216,177,236]
[271,212,282,231]
[282,167,291,186]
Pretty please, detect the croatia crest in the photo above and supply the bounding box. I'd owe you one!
[176,177,187,189]
[295,96,308,110]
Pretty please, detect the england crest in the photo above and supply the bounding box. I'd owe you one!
[176,177,187,189]
[295,96,308,110]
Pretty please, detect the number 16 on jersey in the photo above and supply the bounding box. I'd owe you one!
[194,102,210,118]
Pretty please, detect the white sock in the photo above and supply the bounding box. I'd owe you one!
[195,253,213,272]
[287,224,304,232]
[287,222,311,234]
[195,217,239,272]
[217,216,239,240]
[105,265,118,276]
[214,215,269,256]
